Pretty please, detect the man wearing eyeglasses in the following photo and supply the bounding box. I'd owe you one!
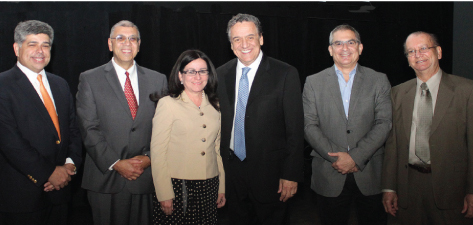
[76,20,167,225]
[382,31,473,224]
[303,24,391,225]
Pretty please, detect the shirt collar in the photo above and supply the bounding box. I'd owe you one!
[334,64,358,79]
[111,57,136,76]
[416,68,442,89]
[237,50,263,71]
[17,61,46,79]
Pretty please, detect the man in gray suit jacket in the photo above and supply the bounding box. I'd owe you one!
[303,24,392,225]
[76,20,167,225]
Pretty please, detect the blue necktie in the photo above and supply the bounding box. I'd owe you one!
[234,67,251,161]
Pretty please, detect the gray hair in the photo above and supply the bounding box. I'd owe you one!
[110,20,140,39]
[403,31,439,52]
[14,20,54,46]
[329,24,361,45]
[226,13,263,41]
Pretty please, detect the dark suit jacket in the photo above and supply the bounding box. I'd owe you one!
[217,55,304,203]
[303,65,392,197]
[382,71,473,209]
[76,61,167,194]
[0,65,82,213]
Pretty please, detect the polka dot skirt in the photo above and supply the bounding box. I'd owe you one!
[153,176,219,224]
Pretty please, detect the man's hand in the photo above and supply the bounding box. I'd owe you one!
[328,152,357,174]
[217,193,226,208]
[160,199,173,215]
[278,179,298,202]
[113,158,144,180]
[131,155,151,170]
[462,194,473,218]
[382,192,399,217]
[44,164,76,192]
[47,165,72,190]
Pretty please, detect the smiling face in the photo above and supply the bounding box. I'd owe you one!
[13,33,51,73]
[229,21,263,66]
[108,26,140,70]
[179,58,209,95]
[405,33,442,79]
[328,29,363,71]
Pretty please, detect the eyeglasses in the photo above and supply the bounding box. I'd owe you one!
[182,70,209,76]
[110,35,140,44]
[331,39,360,48]
[405,46,437,57]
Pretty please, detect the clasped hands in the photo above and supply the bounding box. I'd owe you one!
[328,152,358,174]
[113,155,151,181]
[44,163,76,192]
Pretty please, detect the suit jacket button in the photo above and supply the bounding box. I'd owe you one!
[203,124,206,128]
[56,140,61,144]
[131,128,136,132]
[201,151,205,156]
[202,138,206,142]
[200,112,204,116]
[347,130,351,134]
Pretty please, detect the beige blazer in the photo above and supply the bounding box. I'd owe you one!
[151,91,224,201]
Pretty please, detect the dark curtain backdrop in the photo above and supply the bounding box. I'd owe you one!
[0,2,453,96]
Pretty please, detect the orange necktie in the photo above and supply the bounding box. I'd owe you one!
[37,74,61,140]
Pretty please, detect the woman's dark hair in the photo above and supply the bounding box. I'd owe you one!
[168,49,219,111]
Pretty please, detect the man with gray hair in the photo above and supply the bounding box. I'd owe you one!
[0,20,82,225]
[217,13,304,224]
[303,24,391,224]
[382,31,473,224]
[76,20,167,225]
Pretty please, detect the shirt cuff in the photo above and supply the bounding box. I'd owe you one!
[382,189,396,192]
[109,159,120,171]
[65,157,74,165]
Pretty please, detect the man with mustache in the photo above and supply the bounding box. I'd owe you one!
[76,20,167,225]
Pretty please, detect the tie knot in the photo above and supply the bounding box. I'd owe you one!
[37,74,43,82]
[125,71,130,77]
[420,82,429,91]
[242,67,251,77]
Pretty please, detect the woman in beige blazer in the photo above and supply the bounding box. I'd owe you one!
[151,49,225,224]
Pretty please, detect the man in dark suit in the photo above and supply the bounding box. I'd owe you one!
[303,24,391,225]
[382,31,473,224]
[76,20,167,225]
[217,13,304,225]
[0,20,82,225]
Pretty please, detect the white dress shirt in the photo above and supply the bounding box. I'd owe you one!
[111,57,140,105]
[230,51,263,151]
[17,61,74,165]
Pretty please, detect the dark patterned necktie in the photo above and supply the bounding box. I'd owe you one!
[124,71,138,119]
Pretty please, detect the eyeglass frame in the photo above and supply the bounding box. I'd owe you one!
[330,39,360,48]
[110,35,140,44]
[405,46,437,57]
[181,70,209,76]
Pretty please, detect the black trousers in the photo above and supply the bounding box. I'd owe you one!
[317,173,387,225]
[0,204,68,225]
[226,153,289,225]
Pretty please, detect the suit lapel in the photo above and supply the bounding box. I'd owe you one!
[13,67,59,139]
[104,61,133,119]
[401,81,416,141]
[48,74,66,140]
[347,66,364,121]
[431,71,454,135]
[135,64,149,121]
[224,60,237,111]
[247,56,269,106]
[327,67,347,122]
